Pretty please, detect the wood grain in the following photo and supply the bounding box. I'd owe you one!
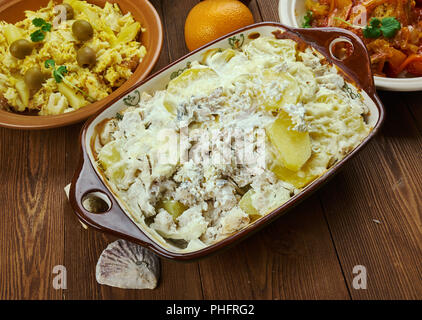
[162,0,198,61]
[256,0,280,22]
[199,196,350,300]
[0,128,65,299]
[403,92,422,133]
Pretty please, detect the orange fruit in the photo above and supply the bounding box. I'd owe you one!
[184,0,255,51]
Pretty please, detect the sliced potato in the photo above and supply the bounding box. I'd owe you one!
[164,67,219,114]
[3,24,24,45]
[102,23,118,45]
[239,190,260,216]
[116,22,140,44]
[267,110,311,172]
[15,98,25,112]
[98,140,122,170]
[203,48,236,65]
[158,200,187,221]
[107,162,126,183]
[271,163,318,189]
[64,0,85,14]
[167,67,219,97]
[259,69,301,111]
[15,78,29,108]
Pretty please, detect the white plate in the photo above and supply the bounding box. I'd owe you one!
[70,23,385,259]
[278,0,422,92]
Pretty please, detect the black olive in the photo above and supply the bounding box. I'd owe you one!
[62,3,74,20]
[24,67,45,91]
[77,46,96,68]
[9,39,33,59]
[72,20,94,41]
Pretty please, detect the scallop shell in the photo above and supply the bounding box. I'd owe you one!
[96,240,160,289]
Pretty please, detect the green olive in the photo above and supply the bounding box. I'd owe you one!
[72,20,94,41]
[9,39,33,59]
[62,3,74,20]
[24,67,45,91]
[77,46,96,68]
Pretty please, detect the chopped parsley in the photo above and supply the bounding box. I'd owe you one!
[378,17,401,38]
[45,59,68,83]
[45,59,95,102]
[116,112,123,121]
[362,18,382,38]
[30,18,52,42]
[30,30,46,42]
[302,11,313,28]
[32,18,47,27]
[44,59,55,68]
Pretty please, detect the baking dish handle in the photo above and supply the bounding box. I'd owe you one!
[292,27,376,96]
[69,151,157,249]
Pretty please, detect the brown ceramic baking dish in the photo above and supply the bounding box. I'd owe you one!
[0,0,163,130]
[69,22,385,261]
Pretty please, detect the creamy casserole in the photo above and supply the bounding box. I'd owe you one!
[0,0,146,115]
[95,36,371,252]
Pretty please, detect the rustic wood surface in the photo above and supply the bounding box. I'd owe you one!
[0,0,421,300]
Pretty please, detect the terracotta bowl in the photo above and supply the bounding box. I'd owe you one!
[70,23,385,261]
[0,0,163,129]
[279,0,422,91]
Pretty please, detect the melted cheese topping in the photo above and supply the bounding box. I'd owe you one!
[96,36,370,252]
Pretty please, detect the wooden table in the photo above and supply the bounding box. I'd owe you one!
[1,0,421,300]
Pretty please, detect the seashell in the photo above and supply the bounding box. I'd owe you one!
[96,239,160,289]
